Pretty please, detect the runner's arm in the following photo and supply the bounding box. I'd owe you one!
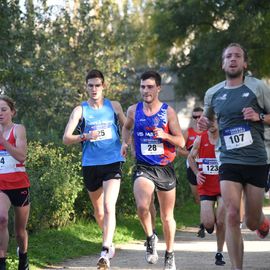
[121,105,135,157]
[187,136,200,176]
[111,100,127,128]
[63,106,84,145]
[154,106,185,148]
[0,124,27,163]
[177,130,189,157]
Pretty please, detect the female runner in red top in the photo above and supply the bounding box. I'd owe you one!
[0,95,30,270]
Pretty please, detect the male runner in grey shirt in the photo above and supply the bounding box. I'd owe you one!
[198,43,270,270]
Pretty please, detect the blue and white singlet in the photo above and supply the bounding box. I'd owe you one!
[80,99,124,166]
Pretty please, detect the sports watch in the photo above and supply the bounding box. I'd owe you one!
[259,113,265,122]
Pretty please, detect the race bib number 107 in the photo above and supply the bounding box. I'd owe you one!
[223,125,253,150]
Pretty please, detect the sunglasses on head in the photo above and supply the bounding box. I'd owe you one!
[192,115,201,119]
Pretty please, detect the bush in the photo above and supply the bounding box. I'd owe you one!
[26,142,83,231]
[174,156,193,206]
[23,142,190,232]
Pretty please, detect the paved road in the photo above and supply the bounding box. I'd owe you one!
[44,207,270,270]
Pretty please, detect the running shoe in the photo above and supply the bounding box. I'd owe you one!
[17,248,29,270]
[97,251,110,270]
[215,252,226,266]
[108,244,115,259]
[18,256,29,270]
[256,218,270,239]
[197,223,205,238]
[164,251,176,270]
[145,234,158,264]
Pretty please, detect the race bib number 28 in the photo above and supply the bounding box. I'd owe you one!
[141,143,164,155]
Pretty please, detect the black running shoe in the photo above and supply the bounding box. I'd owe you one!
[197,223,205,238]
[215,252,225,266]
[18,252,29,270]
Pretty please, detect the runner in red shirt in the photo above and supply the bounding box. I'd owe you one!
[0,95,30,270]
[178,107,207,237]
[188,120,226,266]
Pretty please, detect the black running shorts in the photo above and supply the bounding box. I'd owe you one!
[133,162,177,191]
[82,162,123,192]
[219,163,269,188]
[1,187,30,207]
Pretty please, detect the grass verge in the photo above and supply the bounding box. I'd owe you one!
[7,200,199,270]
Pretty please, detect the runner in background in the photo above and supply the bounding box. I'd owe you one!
[178,107,206,237]
[0,95,30,270]
[188,119,226,266]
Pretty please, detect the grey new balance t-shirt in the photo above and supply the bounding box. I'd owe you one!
[204,76,270,165]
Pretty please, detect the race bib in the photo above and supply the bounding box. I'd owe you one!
[90,127,112,142]
[141,140,164,155]
[202,158,219,175]
[223,125,253,150]
[0,151,17,170]
[89,123,112,142]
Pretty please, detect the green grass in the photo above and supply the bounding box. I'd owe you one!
[6,200,199,270]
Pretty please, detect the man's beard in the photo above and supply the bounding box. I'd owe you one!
[226,69,243,79]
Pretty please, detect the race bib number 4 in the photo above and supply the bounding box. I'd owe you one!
[0,151,17,170]
[223,125,253,150]
[202,158,219,175]
[141,143,164,155]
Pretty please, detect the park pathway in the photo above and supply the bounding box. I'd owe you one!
[43,207,270,270]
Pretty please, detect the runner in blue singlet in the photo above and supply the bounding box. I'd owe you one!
[63,69,126,270]
[121,70,185,270]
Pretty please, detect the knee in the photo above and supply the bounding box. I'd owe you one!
[226,209,240,227]
[137,205,148,218]
[103,202,115,216]
[94,207,104,221]
[216,219,225,231]
[0,214,8,230]
[160,213,175,226]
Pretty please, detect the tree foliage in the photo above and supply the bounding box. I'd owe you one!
[0,0,145,143]
[151,0,270,98]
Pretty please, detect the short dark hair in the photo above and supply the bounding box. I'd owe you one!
[140,70,161,86]
[192,107,203,113]
[222,43,248,62]
[85,69,104,83]
[0,95,16,116]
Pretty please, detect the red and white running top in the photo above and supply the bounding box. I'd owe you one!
[0,125,30,190]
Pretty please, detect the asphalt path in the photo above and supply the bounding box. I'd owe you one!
[43,206,270,270]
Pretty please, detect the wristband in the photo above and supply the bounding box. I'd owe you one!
[80,134,87,141]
